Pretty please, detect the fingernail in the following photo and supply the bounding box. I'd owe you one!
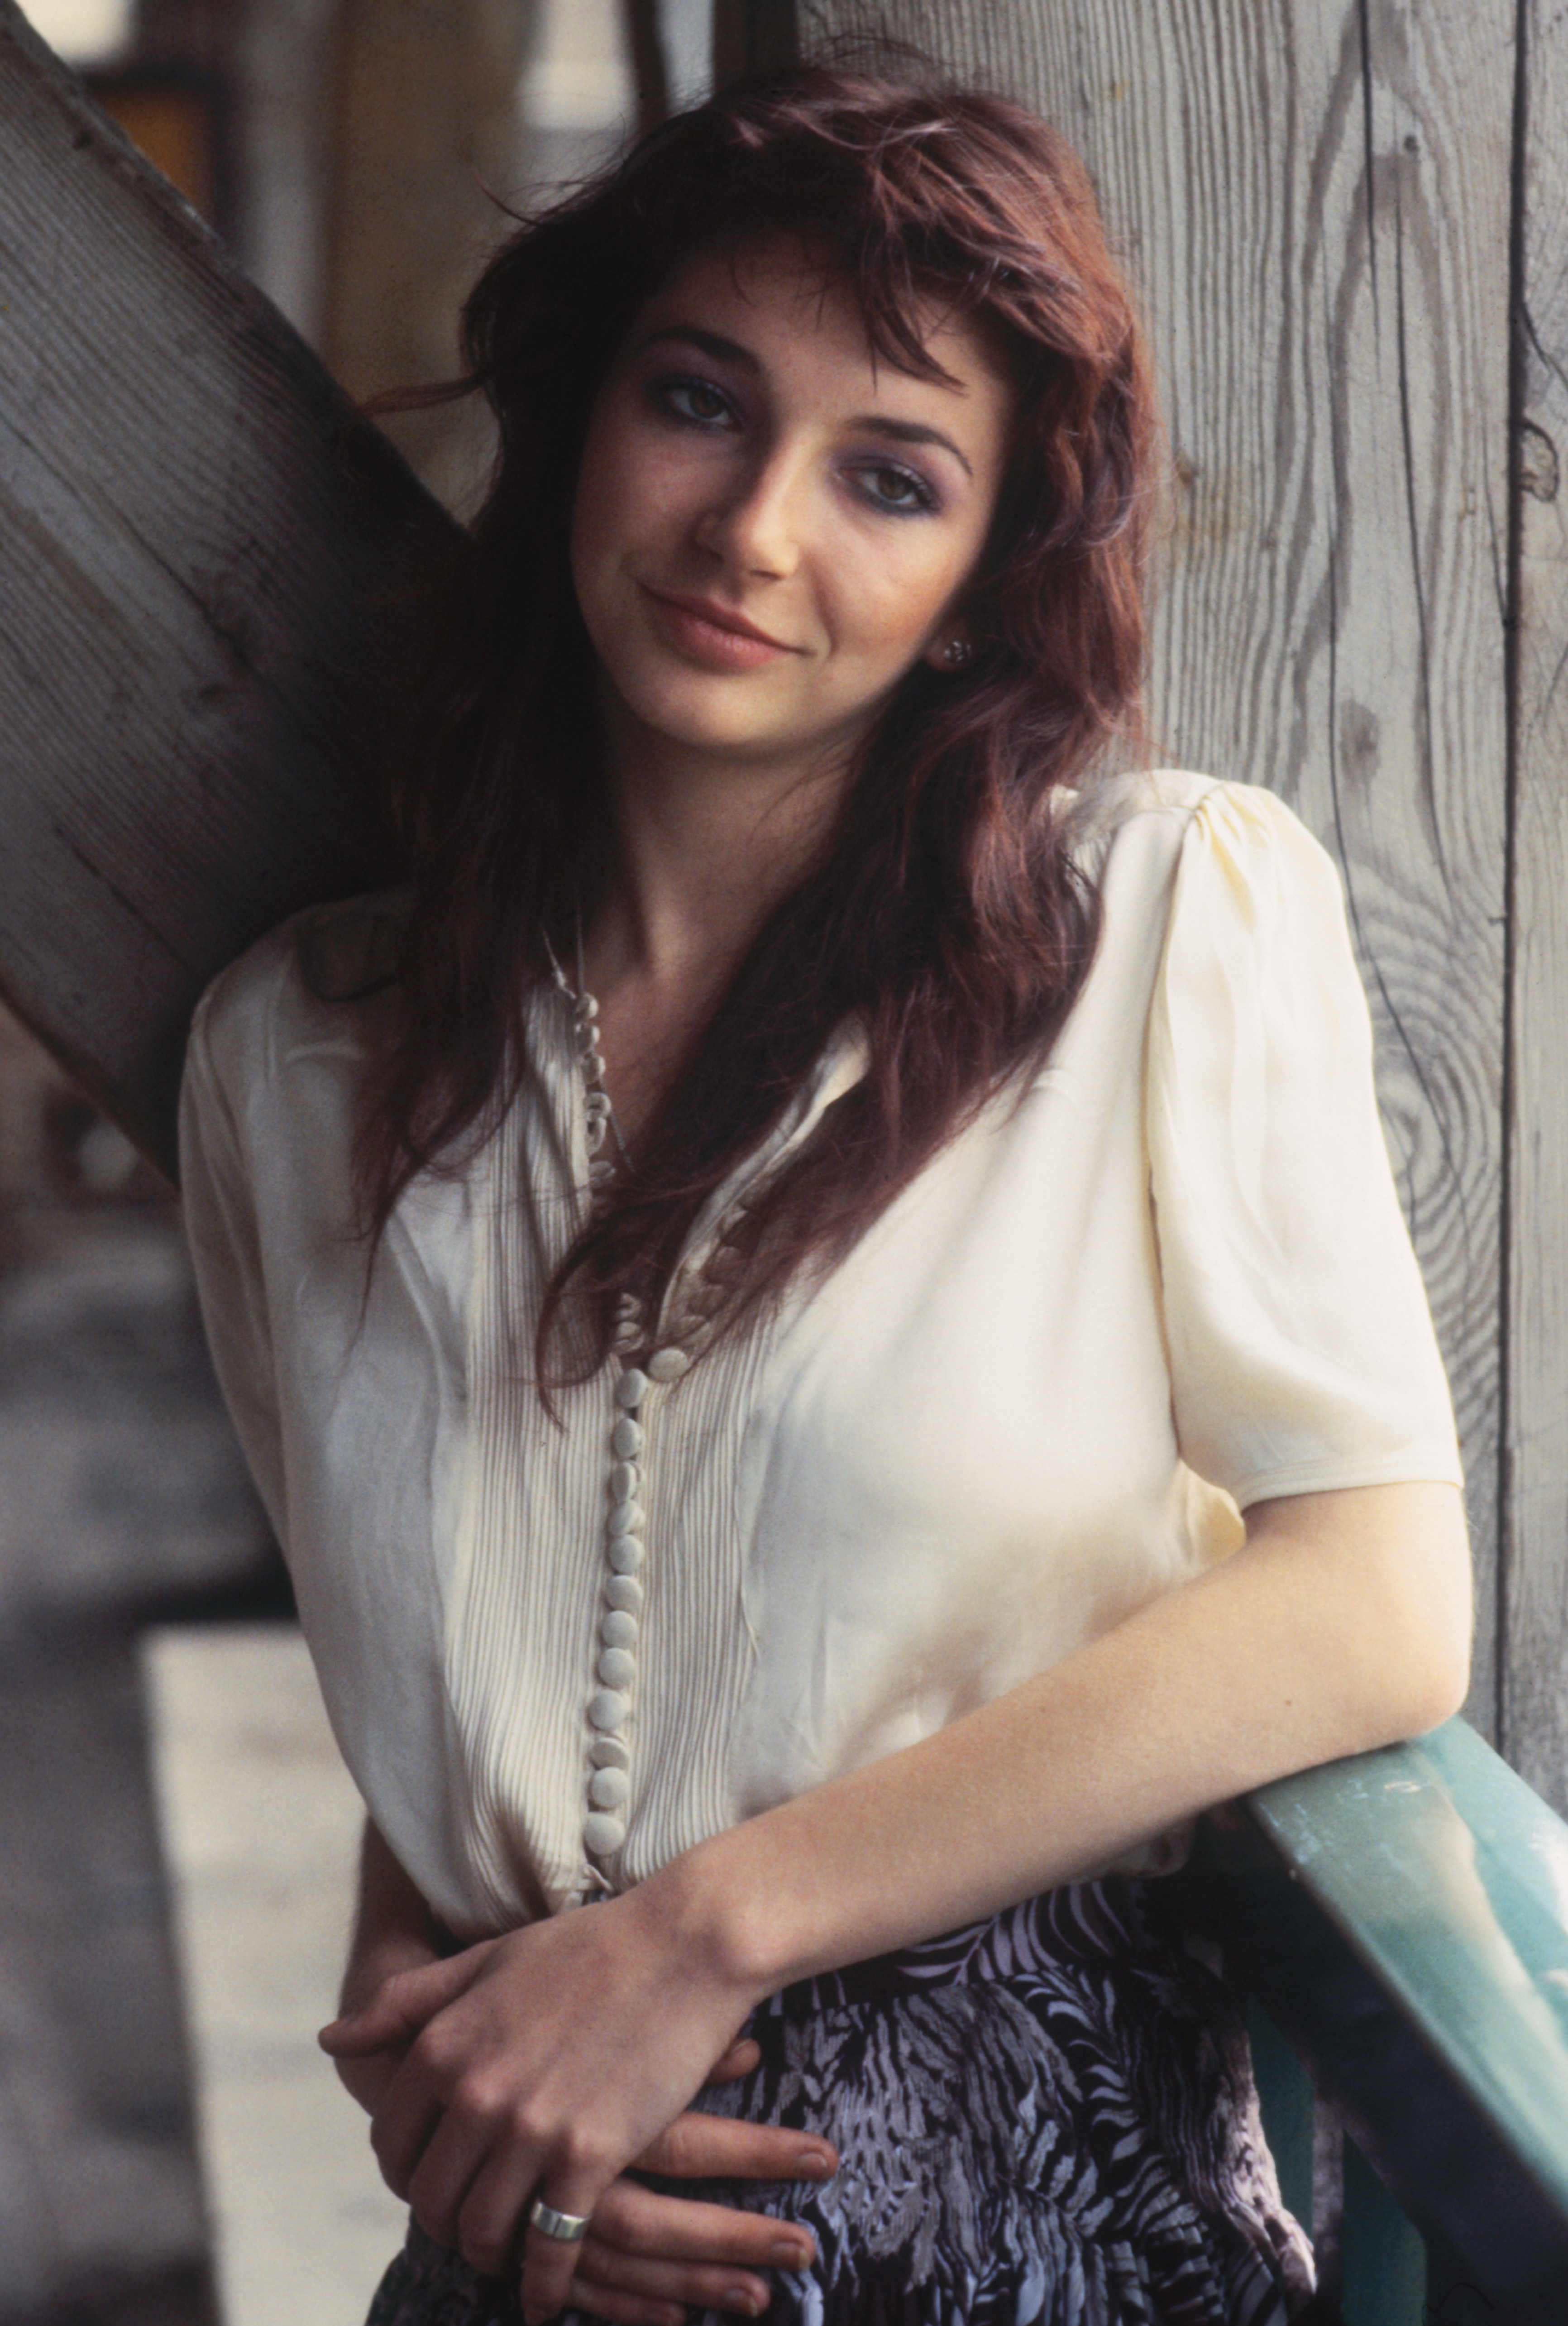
[770,2236,811,2268]
[793,2145,834,2178]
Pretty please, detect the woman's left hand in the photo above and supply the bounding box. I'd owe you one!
[319,1879,767,2319]
[551,2096,834,2326]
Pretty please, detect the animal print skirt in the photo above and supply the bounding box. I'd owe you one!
[365,1878,1314,2326]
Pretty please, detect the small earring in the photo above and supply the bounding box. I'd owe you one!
[941,636,974,669]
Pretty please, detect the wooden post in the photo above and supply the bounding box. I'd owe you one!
[318,0,530,504]
[0,0,448,1180]
[800,0,1516,1747]
[1505,0,1568,1808]
[623,0,672,129]
[714,0,798,84]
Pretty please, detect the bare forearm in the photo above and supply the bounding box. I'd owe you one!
[340,1817,447,2011]
[335,1819,449,2111]
[650,1480,1471,2001]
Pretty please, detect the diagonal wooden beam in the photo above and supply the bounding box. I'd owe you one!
[0,0,450,1180]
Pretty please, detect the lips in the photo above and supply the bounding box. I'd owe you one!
[643,588,798,670]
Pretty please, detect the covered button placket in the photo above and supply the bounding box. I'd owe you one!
[583,1299,692,1874]
[573,991,617,1193]
[563,966,701,1882]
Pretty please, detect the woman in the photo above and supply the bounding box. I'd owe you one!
[179,62,1470,2326]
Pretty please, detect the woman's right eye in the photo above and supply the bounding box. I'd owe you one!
[654,376,736,428]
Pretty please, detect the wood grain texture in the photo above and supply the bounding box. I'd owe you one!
[715,0,799,81]
[803,0,1513,1738]
[0,0,448,1178]
[1505,0,1568,1808]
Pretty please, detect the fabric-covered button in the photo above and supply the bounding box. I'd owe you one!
[588,1689,629,1731]
[607,1498,645,1537]
[612,1417,644,1457]
[607,1534,644,1574]
[590,1734,630,1770]
[588,1766,631,1810]
[583,1812,626,1855]
[605,1574,643,1613]
[609,1461,639,1501]
[616,1368,650,1409]
[598,1646,636,1689]
[601,1609,638,1649]
[645,1347,690,1382]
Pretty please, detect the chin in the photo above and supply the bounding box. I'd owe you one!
[614,677,800,760]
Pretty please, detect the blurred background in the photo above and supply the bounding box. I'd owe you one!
[0,7,783,2324]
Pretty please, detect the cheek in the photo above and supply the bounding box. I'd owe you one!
[568,469,603,608]
[571,391,656,553]
[570,425,626,579]
[832,538,980,658]
[572,428,700,589]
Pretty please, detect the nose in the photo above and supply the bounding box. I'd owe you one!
[693,452,804,580]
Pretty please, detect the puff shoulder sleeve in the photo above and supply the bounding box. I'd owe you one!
[1147,781,1462,1508]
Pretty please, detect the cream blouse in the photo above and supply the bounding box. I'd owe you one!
[178,775,1461,1941]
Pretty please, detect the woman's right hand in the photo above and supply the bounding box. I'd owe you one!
[337,1958,835,2323]
[568,2053,835,2326]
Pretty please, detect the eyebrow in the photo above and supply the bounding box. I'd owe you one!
[848,415,974,479]
[636,324,977,479]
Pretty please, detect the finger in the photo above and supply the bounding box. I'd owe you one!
[406,2111,511,2260]
[566,2280,684,2326]
[575,2235,778,2316]
[705,2038,761,2083]
[592,2178,816,2272]
[635,2113,837,2186]
[451,2137,549,2280]
[320,1950,490,2055]
[522,2180,613,2323]
[368,2072,447,2204]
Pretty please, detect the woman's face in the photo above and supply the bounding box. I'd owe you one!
[569,239,1014,790]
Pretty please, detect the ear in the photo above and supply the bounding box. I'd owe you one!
[923,625,975,674]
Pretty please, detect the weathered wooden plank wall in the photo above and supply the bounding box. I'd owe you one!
[0,0,442,1178]
[802,0,1516,1751]
[1506,0,1568,1805]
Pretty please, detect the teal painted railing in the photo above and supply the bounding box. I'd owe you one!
[1197,1719,1568,2324]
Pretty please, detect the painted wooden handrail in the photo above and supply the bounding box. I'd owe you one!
[1196,1718,1568,2322]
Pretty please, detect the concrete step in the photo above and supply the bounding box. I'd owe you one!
[143,1624,406,2326]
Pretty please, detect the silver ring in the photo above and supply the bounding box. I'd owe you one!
[528,2196,592,2244]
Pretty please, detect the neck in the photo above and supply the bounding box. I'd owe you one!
[583,718,849,1005]
[569,710,853,1152]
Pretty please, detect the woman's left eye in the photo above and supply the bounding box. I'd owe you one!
[855,463,938,516]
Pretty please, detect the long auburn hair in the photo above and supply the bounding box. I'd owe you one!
[356,62,1159,1382]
